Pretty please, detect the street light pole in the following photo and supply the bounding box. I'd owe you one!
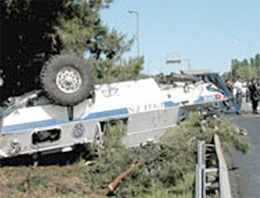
[183,58,191,70]
[128,10,140,57]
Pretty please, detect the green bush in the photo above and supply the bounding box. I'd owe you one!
[84,111,249,198]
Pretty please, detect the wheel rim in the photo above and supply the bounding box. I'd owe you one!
[56,67,82,94]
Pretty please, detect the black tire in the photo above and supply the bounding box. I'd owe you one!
[40,54,94,106]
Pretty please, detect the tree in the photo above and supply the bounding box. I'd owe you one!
[0,0,143,103]
[228,54,260,80]
[0,0,64,102]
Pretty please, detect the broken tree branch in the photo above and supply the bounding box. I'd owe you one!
[108,162,143,193]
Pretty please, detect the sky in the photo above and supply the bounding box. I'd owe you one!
[101,0,260,75]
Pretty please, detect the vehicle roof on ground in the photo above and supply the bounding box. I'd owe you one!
[183,70,218,75]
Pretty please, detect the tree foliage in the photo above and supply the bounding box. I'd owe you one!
[0,0,63,102]
[223,54,260,80]
[88,56,145,84]
[0,0,143,103]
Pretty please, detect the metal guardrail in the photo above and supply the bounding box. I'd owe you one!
[195,141,205,198]
[195,135,232,198]
[214,134,232,198]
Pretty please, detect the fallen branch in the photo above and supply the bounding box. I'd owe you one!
[108,162,143,193]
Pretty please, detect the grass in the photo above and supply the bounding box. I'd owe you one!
[0,111,249,198]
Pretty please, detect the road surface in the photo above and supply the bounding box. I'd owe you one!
[228,112,260,198]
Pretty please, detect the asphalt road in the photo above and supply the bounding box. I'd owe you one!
[228,113,260,198]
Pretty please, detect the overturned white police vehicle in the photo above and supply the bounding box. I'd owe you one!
[0,55,227,159]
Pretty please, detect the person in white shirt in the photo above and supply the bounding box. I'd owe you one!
[233,76,243,109]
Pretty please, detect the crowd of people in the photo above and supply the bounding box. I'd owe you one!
[226,77,260,114]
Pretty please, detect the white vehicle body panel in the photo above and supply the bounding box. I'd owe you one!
[0,78,225,158]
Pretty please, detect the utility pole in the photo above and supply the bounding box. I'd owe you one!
[183,58,191,70]
[128,10,140,57]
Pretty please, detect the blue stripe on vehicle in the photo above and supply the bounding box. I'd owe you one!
[84,108,129,120]
[194,96,205,103]
[164,101,180,107]
[3,119,66,133]
[194,95,220,104]
[3,108,129,133]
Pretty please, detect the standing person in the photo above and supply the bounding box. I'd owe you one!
[245,79,250,102]
[225,79,233,93]
[233,76,243,109]
[248,78,259,114]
